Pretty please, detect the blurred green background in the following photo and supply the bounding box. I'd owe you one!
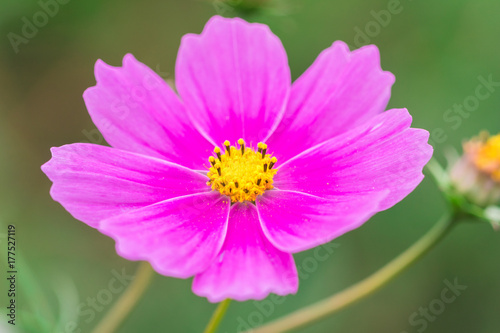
[1,0,499,332]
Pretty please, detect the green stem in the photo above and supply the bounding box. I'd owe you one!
[251,213,458,333]
[203,299,232,333]
[91,261,155,333]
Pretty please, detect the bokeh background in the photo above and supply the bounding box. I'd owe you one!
[1,0,500,332]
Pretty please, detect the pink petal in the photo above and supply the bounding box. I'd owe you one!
[83,54,213,170]
[99,192,230,278]
[192,202,298,302]
[41,143,210,228]
[176,16,290,146]
[257,190,388,253]
[267,41,395,162]
[274,109,433,211]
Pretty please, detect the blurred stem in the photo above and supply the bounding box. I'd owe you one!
[251,213,459,333]
[203,299,232,333]
[91,262,154,333]
[425,157,450,192]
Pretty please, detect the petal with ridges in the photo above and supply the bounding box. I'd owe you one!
[41,143,210,228]
[268,41,395,161]
[192,202,298,302]
[83,54,213,170]
[99,192,230,278]
[257,190,388,253]
[176,16,290,146]
[274,109,433,211]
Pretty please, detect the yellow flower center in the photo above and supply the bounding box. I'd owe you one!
[474,134,500,181]
[207,139,278,203]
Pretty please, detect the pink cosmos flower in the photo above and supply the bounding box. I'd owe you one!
[42,16,432,302]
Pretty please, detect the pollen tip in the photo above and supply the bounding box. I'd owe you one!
[269,156,277,169]
[223,140,231,156]
[261,144,268,158]
[214,147,221,154]
[238,138,245,145]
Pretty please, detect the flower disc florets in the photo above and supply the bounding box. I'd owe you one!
[472,134,500,182]
[207,139,277,202]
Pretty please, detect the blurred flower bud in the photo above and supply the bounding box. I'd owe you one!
[449,132,500,207]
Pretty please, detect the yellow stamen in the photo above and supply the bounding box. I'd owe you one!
[207,140,278,202]
[257,142,264,153]
[214,147,222,161]
[238,138,245,155]
[224,140,231,156]
[269,157,277,169]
